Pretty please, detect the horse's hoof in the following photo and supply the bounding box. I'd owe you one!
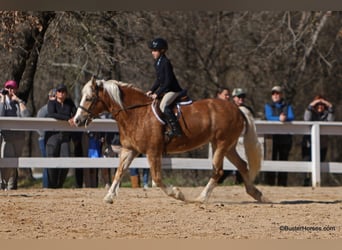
[103,195,113,204]
[194,196,206,203]
[172,187,185,201]
[259,195,272,203]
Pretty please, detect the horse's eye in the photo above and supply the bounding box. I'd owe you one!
[85,97,93,102]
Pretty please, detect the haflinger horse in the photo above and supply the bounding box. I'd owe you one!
[74,76,269,204]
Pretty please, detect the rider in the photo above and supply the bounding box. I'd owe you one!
[146,38,183,138]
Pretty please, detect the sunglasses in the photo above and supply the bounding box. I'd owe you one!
[57,89,66,93]
[236,94,246,99]
[272,91,281,95]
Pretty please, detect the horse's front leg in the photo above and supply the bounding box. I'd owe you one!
[104,148,139,204]
[147,154,185,201]
[195,147,224,203]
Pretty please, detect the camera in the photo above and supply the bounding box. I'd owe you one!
[1,89,9,95]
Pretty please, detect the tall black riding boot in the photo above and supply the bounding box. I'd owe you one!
[163,107,182,138]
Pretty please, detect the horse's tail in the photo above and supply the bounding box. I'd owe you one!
[239,106,263,182]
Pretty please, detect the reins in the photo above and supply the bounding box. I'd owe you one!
[111,102,152,118]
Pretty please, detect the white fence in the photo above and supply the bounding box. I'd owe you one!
[1,117,342,187]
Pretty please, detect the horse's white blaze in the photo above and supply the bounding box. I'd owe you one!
[74,95,87,121]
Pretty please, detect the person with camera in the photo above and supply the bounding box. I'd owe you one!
[0,80,31,190]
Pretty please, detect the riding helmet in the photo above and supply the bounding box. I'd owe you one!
[148,38,168,51]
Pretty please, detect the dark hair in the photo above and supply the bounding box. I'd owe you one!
[216,86,230,96]
[313,94,327,109]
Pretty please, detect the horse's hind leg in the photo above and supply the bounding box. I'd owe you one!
[104,148,139,204]
[225,148,268,203]
[147,154,185,201]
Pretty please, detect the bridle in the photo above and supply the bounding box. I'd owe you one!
[78,85,108,126]
[78,84,152,125]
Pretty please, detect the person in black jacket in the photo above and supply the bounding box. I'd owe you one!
[146,38,183,139]
[45,83,77,188]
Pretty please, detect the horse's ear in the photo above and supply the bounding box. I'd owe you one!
[91,75,97,88]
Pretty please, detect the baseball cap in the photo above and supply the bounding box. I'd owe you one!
[56,83,67,92]
[232,88,246,97]
[4,80,18,89]
[271,86,283,93]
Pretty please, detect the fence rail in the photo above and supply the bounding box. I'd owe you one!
[1,117,342,187]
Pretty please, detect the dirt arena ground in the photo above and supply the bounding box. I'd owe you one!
[0,185,341,239]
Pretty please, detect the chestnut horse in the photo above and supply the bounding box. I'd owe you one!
[73,77,269,204]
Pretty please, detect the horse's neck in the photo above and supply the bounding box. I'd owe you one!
[108,87,151,121]
[121,88,150,106]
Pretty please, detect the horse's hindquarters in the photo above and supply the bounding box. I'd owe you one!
[165,99,244,154]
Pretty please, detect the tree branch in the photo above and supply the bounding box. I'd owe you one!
[300,11,332,72]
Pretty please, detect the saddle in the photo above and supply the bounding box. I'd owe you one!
[152,89,192,125]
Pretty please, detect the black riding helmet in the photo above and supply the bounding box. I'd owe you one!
[148,38,168,51]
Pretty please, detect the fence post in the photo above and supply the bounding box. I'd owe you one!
[311,123,321,187]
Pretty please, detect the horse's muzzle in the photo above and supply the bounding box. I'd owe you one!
[74,116,87,127]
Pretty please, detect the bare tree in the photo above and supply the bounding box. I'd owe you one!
[0,11,56,180]
[1,11,341,184]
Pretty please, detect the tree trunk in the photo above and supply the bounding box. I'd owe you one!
[12,11,56,181]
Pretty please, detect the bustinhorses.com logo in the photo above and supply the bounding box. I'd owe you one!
[279,225,336,232]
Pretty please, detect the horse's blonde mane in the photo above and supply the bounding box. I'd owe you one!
[96,79,144,109]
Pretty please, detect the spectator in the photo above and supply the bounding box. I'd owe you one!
[0,80,31,190]
[302,94,335,186]
[83,131,105,187]
[72,131,84,188]
[216,86,230,101]
[232,88,255,116]
[130,154,150,189]
[231,88,255,184]
[36,88,56,188]
[215,86,236,184]
[45,83,76,188]
[264,85,295,186]
[102,131,121,189]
